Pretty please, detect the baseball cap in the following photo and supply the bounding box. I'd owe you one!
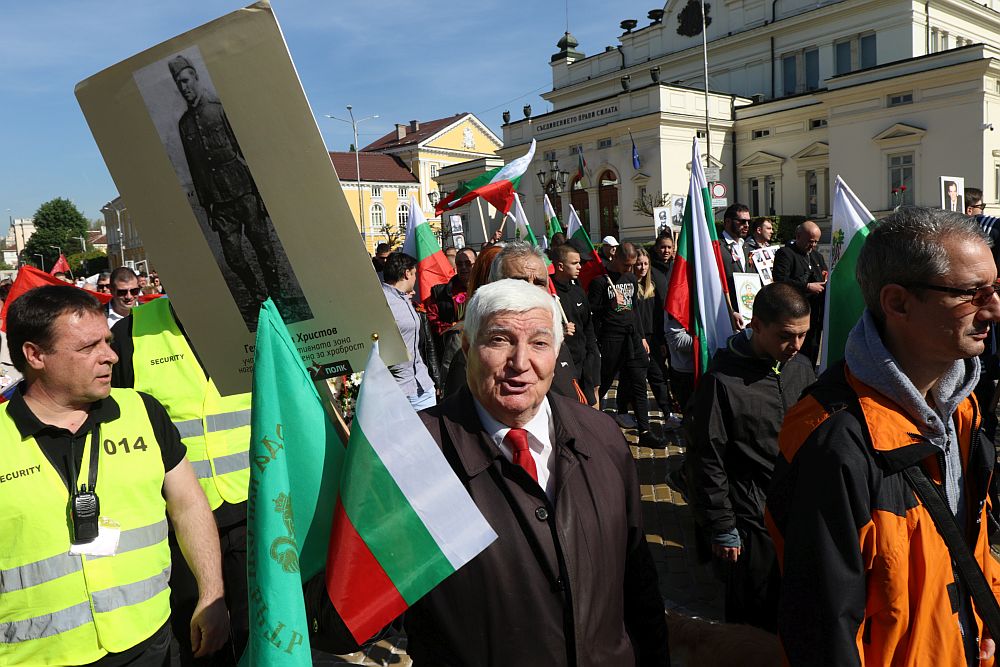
[602,236,619,246]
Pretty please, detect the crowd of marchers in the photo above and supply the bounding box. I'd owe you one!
[4,191,1000,666]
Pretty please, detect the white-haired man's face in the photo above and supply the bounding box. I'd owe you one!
[464,307,556,427]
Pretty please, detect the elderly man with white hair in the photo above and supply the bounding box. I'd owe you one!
[306,278,670,666]
[396,279,669,665]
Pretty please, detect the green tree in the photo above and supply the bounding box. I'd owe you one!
[23,198,89,270]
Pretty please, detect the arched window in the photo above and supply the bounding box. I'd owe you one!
[598,170,619,239]
[397,203,409,228]
[370,203,384,231]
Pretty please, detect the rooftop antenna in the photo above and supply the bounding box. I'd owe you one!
[565,0,569,34]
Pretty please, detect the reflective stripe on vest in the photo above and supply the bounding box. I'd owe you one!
[0,520,167,592]
[131,297,251,508]
[0,390,171,663]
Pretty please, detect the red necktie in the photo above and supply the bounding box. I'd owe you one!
[504,428,538,482]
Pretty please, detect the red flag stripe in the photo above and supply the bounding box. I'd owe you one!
[416,251,456,306]
[0,266,113,331]
[325,502,408,644]
[442,180,518,216]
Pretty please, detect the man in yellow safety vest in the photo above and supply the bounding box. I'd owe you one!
[0,285,228,665]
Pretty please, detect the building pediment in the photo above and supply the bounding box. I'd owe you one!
[686,154,724,170]
[792,142,829,160]
[737,151,785,168]
[872,123,926,145]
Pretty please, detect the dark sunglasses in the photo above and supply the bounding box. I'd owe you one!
[96,283,111,291]
[907,281,1000,307]
[116,287,142,297]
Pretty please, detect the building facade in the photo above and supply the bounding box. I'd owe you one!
[500,0,1000,242]
[330,152,420,253]
[102,198,149,272]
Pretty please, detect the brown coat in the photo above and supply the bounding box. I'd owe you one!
[403,387,670,666]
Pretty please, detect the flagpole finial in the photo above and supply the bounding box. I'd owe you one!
[371,332,380,342]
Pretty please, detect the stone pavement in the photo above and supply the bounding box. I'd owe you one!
[312,392,723,665]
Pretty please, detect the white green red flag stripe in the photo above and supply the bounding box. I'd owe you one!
[543,195,564,241]
[434,140,536,216]
[575,151,587,186]
[566,204,606,290]
[665,137,733,380]
[402,195,455,305]
[820,176,873,371]
[325,343,497,644]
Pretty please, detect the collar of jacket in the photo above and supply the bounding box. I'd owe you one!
[844,366,975,474]
[721,330,782,374]
[440,386,590,479]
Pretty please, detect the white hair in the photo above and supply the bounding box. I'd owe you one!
[464,279,563,349]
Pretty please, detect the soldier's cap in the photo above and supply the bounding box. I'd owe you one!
[168,55,196,80]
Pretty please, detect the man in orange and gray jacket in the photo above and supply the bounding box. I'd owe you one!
[767,207,1000,666]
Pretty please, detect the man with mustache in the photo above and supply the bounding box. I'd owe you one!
[767,208,1000,665]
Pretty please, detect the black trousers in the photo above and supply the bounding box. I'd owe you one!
[617,343,672,417]
[169,503,250,666]
[669,369,695,415]
[599,333,651,432]
[723,524,779,634]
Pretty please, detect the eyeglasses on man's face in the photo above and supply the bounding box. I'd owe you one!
[907,281,1000,307]
[96,283,111,292]
[115,287,142,297]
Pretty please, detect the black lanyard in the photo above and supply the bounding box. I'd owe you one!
[67,427,100,495]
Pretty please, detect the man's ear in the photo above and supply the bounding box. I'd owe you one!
[22,342,46,372]
[880,284,912,323]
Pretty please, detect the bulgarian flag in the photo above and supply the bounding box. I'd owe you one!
[575,151,587,186]
[543,194,564,241]
[565,204,606,290]
[326,343,497,643]
[435,139,536,216]
[665,137,733,380]
[819,176,872,371]
[402,195,455,305]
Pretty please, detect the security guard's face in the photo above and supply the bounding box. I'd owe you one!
[174,68,202,106]
[27,311,118,405]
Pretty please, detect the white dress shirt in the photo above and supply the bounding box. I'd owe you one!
[722,230,746,271]
[474,397,556,499]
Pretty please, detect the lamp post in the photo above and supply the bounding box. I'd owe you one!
[536,159,570,192]
[325,106,379,248]
[74,235,88,276]
[102,201,126,268]
[34,254,45,272]
[428,191,444,245]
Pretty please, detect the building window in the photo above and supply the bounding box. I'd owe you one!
[598,138,613,149]
[888,153,915,206]
[835,40,852,75]
[371,185,382,198]
[570,144,584,154]
[994,163,1000,203]
[397,203,409,228]
[931,27,939,53]
[783,54,797,96]
[941,32,950,49]
[860,33,876,68]
[806,170,818,216]
[370,203,385,230]
[805,48,819,90]
[430,164,438,178]
[696,129,707,138]
[809,118,828,130]
[887,92,913,107]
[752,128,771,140]
[398,187,408,197]
[749,176,775,216]
[544,150,557,161]
[835,33,876,75]
[638,185,648,201]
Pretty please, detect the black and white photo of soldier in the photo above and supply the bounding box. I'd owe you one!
[134,47,312,331]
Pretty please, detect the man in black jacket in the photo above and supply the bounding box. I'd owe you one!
[686,282,816,631]
[719,204,752,329]
[552,243,601,406]
[772,220,827,364]
[589,242,667,447]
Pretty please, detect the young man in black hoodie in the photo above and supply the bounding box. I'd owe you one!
[552,243,601,406]
[685,282,816,632]
[589,241,668,447]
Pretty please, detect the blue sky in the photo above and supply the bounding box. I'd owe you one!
[0,0,638,232]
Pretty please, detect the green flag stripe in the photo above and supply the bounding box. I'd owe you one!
[413,220,442,262]
[340,426,455,604]
[824,227,869,363]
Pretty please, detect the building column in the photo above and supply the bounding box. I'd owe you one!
[587,187,600,239]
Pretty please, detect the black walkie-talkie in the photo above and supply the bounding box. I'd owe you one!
[68,428,101,545]
[71,485,100,544]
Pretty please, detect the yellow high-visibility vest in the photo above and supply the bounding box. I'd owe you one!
[131,297,250,508]
[0,389,172,665]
